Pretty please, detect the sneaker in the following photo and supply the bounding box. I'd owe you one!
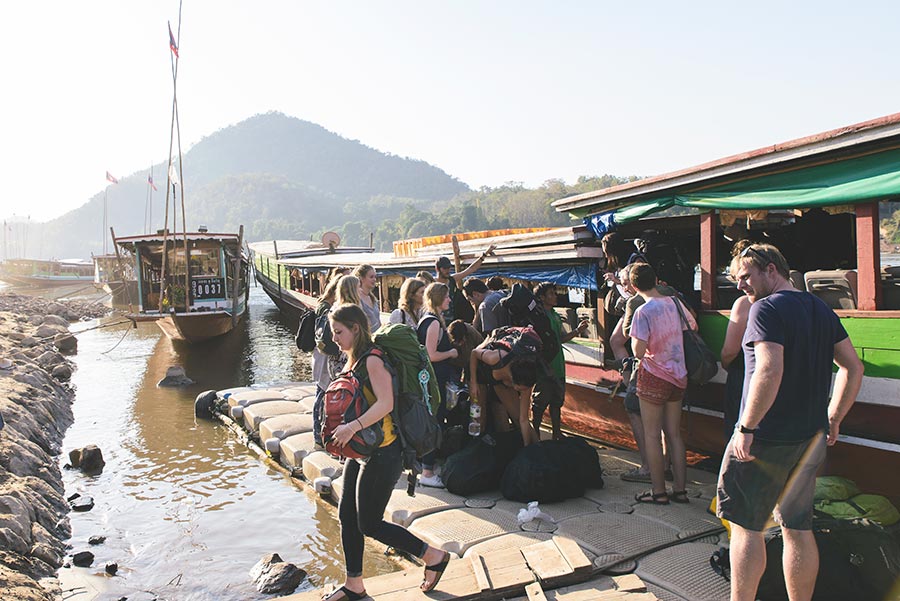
[620,467,652,483]
[419,474,445,488]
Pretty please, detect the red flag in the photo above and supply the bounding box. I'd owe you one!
[106,171,119,184]
[148,174,158,191]
[168,22,179,58]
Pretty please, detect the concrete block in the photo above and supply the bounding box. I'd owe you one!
[259,413,314,442]
[242,401,305,432]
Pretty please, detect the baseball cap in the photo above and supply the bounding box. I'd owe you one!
[435,256,452,269]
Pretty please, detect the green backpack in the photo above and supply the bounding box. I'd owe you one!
[372,323,442,495]
[814,476,860,502]
[815,494,900,526]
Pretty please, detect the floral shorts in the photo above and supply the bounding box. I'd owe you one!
[636,367,685,405]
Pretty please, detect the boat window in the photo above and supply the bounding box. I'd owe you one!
[190,247,221,276]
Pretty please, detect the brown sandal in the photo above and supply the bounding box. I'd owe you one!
[635,490,670,505]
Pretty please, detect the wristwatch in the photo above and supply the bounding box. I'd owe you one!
[738,424,758,434]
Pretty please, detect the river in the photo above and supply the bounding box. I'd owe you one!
[61,286,398,600]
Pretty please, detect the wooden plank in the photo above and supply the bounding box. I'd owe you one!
[855,201,881,311]
[552,536,593,576]
[521,539,572,583]
[611,573,647,592]
[700,211,717,310]
[470,553,490,594]
[525,581,548,601]
[366,559,481,599]
[480,546,536,597]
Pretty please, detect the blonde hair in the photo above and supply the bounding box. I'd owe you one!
[423,282,449,327]
[353,263,378,303]
[399,278,426,321]
[335,275,361,306]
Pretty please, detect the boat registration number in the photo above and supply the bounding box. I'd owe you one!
[191,277,225,300]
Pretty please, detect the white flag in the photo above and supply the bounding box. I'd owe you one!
[168,162,180,186]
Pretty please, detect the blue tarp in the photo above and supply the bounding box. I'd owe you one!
[374,263,598,291]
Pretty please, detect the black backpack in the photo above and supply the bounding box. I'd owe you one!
[314,302,340,357]
[443,430,522,496]
[295,309,317,352]
[711,516,900,601]
[496,283,560,363]
[500,437,604,503]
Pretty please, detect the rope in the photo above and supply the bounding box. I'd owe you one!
[100,326,132,355]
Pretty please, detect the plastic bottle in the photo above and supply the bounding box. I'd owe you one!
[468,399,482,437]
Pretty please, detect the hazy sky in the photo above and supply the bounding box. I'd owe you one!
[2,1,897,222]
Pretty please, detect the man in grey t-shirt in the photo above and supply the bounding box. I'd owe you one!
[462,278,507,335]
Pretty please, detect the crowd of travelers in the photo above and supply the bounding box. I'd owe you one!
[305,232,865,601]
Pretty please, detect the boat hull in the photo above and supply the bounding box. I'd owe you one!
[155,309,245,343]
[0,274,94,287]
[254,269,314,320]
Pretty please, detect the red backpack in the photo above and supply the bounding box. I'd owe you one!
[321,353,384,459]
[488,325,543,368]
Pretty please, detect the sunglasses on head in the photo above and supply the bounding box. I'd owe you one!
[740,245,770,264]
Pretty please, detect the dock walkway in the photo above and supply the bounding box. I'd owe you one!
[212,382,731,601]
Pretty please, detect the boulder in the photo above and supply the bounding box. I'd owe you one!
[71,551,94,567]
[54,333,77,354]
[194,390,217,419]
[20,336,38,348]
[157,366,193,387]
[51,364,73,382]
[43,314,70,327]
[88,535,106,545]
[46,302,67,316]
[104,562,118,575]
[69,445,105,474]
[35,324,66,339]
[249,553,306,595]
[70,496,95,512]
[35,351,64,369]
[28,315,44,326]
[0,357,13,370]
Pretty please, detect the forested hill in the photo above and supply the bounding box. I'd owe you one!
[35,112,471,258]
[29,111,642,258]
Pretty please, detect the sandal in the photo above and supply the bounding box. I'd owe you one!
[322,585,368,601]
[420,550,451,592]
[634,490,670,505]
[670,490,690,504]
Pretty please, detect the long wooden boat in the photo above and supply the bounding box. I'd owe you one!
[248,238,375,321]
[114,229,250,343]
[92,253,139,306]
[0,258,94,287]
[553,112,900,501]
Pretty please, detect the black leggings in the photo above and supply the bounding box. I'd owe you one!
[339,440,428,577]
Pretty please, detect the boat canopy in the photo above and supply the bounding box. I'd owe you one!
[552,112,900,235]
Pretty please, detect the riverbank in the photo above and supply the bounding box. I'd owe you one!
[0,292,111,601]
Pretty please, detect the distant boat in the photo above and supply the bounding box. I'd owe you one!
[92,253,139,306]
[114,228,249,343]
[0,258,94,287]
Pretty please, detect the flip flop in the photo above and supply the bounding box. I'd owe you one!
[420,550,451,592]
[322,585,368,601]
[634,490,670,505]
[670,490,690,504]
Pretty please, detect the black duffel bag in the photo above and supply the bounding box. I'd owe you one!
[500,437,604,503]
[442,430,522,496]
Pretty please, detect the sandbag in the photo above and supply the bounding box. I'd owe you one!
[442,430,522,496]
[500,437,604,503]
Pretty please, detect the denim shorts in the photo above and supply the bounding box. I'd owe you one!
[717,432,826,531]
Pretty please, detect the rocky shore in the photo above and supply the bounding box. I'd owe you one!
[0,292,111,600]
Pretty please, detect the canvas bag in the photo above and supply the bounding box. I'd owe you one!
[672,298,718,385]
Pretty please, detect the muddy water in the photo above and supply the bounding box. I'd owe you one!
[62,287,398,600]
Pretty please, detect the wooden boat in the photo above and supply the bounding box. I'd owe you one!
[114,228,249,343]
[552,112,900,501]
[248,234,374,321]
[0,258,94,287]
[92,253,139,306]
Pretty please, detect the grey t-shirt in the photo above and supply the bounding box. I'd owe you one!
[478,290,506,335]
[360,295,382,333]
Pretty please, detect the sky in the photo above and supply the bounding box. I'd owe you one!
[2,1,898,222]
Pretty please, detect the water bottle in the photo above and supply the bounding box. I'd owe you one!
[468,399,482,437]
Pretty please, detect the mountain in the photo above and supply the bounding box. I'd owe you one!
[37,112,470,258]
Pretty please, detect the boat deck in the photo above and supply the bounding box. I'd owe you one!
[213,382,731,601]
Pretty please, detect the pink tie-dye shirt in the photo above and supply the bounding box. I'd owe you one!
[630,296,697,388]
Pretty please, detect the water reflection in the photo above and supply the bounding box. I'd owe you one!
[62,287,396,600]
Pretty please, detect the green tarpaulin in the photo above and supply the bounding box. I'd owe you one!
[582,146,900,224]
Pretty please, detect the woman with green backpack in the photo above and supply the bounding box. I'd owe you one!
[324,304,450,600]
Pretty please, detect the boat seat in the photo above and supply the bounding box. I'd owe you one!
[789,270,806,291]
[883,280,900,310]
[804,270,857,310]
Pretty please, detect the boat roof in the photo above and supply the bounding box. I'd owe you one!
[248,240,375,259]
[552,111,900,218]
[115,232,242,250]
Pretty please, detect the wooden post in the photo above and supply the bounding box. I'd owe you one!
[856,202,881,311]
[273,239,281,301]
[109,227,135,315]
[451,235,462,273]
[232,225,243,327]
[700,211,718,310]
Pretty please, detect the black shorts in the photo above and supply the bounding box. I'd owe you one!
[532,374,565,411]
[717,432,826,531]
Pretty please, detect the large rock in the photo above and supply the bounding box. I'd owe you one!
[54,333,77,354]
[45,302,67,316]
[34,324,66,339]
[42,314,70,327]
[36,351,64,369]
[157,366,193,387]
[249,553,306,595]
[50,364,73,382]
[71,551,94,567]
[68,445,105,475]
